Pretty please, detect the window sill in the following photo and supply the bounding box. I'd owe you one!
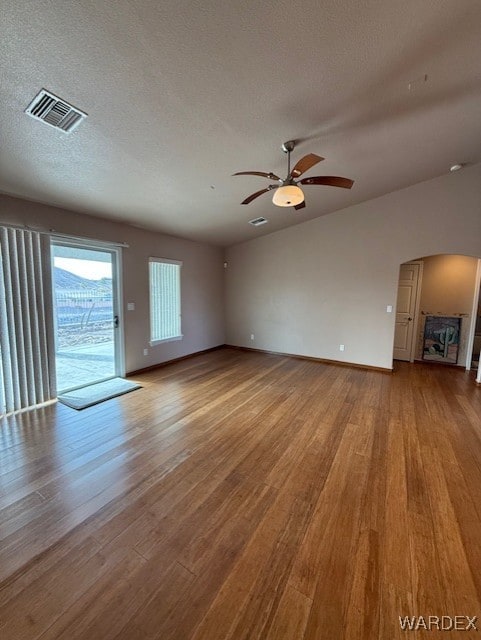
[150,335,183,346]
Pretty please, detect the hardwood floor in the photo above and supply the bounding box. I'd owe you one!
[1,348,481,639]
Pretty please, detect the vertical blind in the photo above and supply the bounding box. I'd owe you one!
[149,258,182,343]
[0,227,56,414]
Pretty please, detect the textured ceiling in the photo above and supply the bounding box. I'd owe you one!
[1,0,481,246]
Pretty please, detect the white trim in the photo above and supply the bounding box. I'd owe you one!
[112,247,125,378]
[465,259,481,370]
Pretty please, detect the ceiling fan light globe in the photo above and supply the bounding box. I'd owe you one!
[272,185,304,207]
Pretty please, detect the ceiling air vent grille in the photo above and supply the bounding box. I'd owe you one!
[25,89,87,133]
[249,217,268,226]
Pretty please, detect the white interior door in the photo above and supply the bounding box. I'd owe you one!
[393,262,421,361]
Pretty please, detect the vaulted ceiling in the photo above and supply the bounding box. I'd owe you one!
[1,0,481,246]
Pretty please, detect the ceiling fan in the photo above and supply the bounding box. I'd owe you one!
[233,140,354,210]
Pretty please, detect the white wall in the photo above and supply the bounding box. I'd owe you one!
[225,163,481,370]
[0,194,225,373]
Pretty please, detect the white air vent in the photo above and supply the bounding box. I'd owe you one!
[249,217,268,226]
[25,89,87,133]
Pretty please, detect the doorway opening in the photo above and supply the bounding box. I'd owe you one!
[51,241,122,394]
[393,254,481,374]
[472,279,481,370]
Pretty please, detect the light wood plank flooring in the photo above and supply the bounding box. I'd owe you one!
[1,348,481,639]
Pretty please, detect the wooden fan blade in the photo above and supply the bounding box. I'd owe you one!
[241,186,276,205]
[294,201,306,211]
[233,171,281,181]
[299,176,354,189]
[290,153,324,179]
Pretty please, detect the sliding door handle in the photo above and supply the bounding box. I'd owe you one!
[113,315,119,328]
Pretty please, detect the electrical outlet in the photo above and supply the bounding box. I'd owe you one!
[339,344,345,352]
[250,334,254,341]
[143,348,148,356]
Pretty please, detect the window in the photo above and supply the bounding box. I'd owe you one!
[149,258,182,344]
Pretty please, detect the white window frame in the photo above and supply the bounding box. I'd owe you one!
[149,257,183,346]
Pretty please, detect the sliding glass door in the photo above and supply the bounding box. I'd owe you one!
[51,242,122,393]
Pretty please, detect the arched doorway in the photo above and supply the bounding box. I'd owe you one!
[393,254,481,381]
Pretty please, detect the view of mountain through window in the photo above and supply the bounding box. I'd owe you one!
[54,256,112,280]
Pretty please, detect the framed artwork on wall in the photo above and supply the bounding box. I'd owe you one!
[423,316,461,364]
